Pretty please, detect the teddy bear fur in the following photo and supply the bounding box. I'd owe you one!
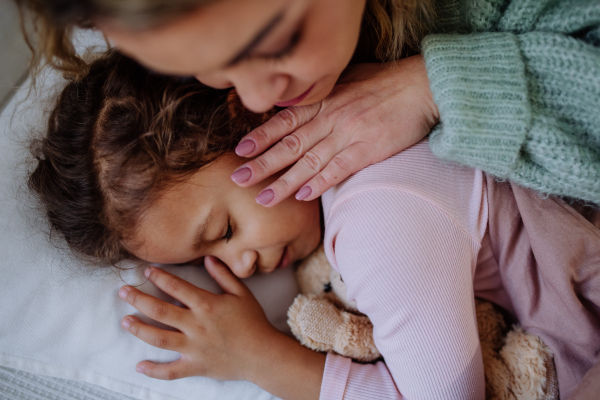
[288,246,559,400]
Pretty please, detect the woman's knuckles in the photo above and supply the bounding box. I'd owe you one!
[301,150,326,173]
[279,134,304,158]
[275,108,301,132]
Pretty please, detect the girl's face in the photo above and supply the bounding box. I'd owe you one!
[129,154,322,278]
[98,0,366,113]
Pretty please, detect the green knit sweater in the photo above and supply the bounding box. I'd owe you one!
[422,0,600,204]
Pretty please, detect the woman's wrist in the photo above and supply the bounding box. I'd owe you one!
[245,329,326,400]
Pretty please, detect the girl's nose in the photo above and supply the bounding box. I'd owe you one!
[223,249,258,279]
[230,71,290,113]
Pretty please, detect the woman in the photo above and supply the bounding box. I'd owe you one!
[17,0,600,207]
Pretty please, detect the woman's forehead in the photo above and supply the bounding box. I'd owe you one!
[99,0,295,76]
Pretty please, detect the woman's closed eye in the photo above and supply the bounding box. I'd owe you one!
[253,29,301,62]
[222,222,233,242]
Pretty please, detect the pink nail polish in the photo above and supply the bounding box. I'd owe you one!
[295,186,312,201]
[235,140,256,156]
[119,288,128,299]
[144,268,151,278]
[255,189,275,206]
[231,167,252,184]
[136,366,145,373]
[122,317,131,329]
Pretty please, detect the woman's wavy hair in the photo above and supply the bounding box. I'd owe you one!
[29,49,270,264]
[15,0,436,80]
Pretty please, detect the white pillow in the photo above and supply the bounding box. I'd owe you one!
[0,31,298,400]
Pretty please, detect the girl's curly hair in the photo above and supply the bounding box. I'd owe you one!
[29,50,271,264]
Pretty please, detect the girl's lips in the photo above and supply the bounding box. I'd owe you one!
[274,247,291,270]
[274,84,315,107]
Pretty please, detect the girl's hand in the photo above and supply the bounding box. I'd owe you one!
[118,256,280,382]
[231,55,439,207]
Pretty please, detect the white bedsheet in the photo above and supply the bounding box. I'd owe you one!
[0,30,298,400]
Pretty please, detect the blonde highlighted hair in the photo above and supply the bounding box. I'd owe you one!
[16,0,435,79]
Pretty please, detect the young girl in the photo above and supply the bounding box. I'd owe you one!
[30,51,600,400]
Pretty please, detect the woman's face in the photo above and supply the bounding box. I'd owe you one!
[99,0,366,113]
[129,154,322,279]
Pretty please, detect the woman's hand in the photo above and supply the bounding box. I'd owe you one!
[231,55,439,207]
[118,256,279,382]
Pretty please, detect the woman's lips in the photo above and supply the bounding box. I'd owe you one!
[274,246,291,270]
[274,84,315,107]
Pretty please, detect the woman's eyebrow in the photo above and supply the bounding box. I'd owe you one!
[226,9,286,67]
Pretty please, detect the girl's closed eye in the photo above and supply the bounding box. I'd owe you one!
[222,222,233,242]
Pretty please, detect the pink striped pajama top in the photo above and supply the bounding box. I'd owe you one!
[318,140,600,399]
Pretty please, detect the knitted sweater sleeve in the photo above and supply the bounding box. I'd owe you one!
[423,0,600,203]
[320,189,484,400]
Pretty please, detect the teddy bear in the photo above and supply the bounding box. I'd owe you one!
[288,246,559,400]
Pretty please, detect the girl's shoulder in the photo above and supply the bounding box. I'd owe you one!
[321,139,487,236]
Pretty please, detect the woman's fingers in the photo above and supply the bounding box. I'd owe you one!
[119,285,187,327]
[234,102,322,159]
[295,141,372,201]
[231,105,327,190]
[204,256,250,297]
[136,359,192,381]
[121,315,186,351]
[253,131,348,206]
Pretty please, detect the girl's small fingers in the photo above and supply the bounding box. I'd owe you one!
[144,267,211,308]
[204,256,249,297]
[119,284,187,326]
[136,359,192,381]
[121,315,186,351]
[235,103,321,158]
[299,142,372,201]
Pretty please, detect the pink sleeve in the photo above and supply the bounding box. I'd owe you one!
[320,190,485,400]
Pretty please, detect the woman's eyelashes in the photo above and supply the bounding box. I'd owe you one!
[221,222,233,242]
[254,29,302,62]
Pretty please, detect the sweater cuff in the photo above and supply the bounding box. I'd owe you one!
[320,353,352,400]
[422,32,531,177]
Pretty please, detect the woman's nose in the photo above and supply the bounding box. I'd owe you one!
[221,249,258,279]
[228,71,290,113]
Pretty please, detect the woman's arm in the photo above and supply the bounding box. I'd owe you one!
[233,0,600,206]
[322,190,485,400]
[424,0,600,204]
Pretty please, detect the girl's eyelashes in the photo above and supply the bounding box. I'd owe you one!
[222,222,233,242]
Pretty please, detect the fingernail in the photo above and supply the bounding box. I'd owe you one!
[231,167,252,184]
[295,186,312,201]
[255,189,275,206]
[122,317,131,329]
[136,366,145,374]
[119,287,129,300]
[144,268,151,278]
[235,140,255,156]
